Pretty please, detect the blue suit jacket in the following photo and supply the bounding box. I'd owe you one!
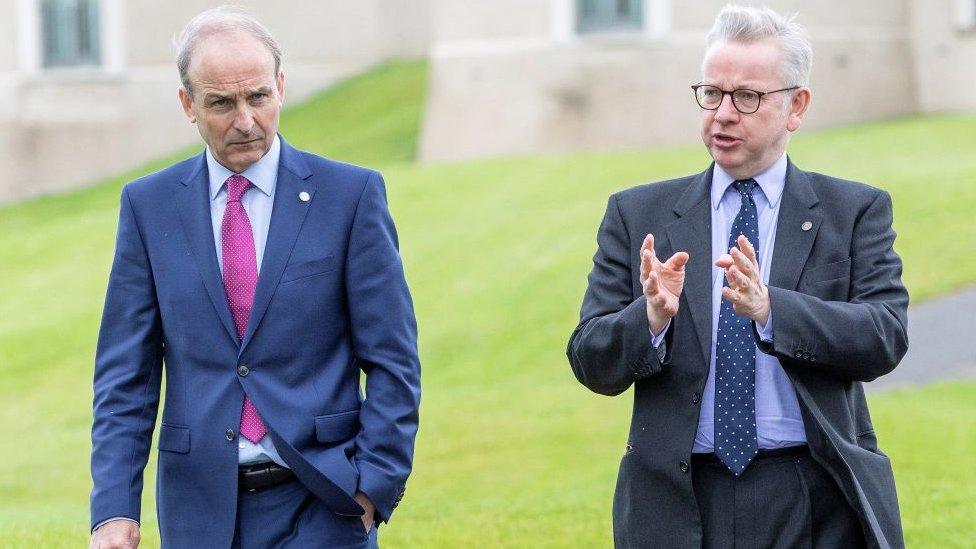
[90,138,421,546]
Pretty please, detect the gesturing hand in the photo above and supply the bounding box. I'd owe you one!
[640,233,690,334]
[715,234,770,325]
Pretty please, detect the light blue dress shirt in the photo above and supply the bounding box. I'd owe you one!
[651,153,806,454]
[206,134,289,467]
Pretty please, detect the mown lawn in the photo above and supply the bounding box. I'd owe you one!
[0,59,974,547]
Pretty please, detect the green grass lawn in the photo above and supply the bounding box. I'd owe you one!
[1,59,974,547]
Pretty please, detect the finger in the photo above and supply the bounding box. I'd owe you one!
[641,233,655,254]
[721,285,737,303]
[728,266,750,289]
[737,234,760,266]
[730,248,755,279]
[641,249,652,281]
[664,251,690,271]
[645,235,659,267]
[647,271,660,296]
[724,266,743,290]
[715,253,733,269]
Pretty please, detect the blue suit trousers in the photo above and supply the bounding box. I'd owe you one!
[232,478,379,549]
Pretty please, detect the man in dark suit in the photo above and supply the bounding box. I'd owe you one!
[89,7,420,548]
[567,5,907,548]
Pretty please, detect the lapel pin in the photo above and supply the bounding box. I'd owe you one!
[801,221,813,231]
[298,191,311,202]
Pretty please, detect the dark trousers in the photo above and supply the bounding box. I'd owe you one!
[231,476,379,549]
[692,446,866,549]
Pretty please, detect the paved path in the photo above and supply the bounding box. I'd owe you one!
[867,284,976,392]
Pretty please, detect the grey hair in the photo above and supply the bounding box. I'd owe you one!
[175,6,282,96]
[704,4,813,88]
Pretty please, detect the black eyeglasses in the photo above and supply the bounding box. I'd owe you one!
[691,84,799,114]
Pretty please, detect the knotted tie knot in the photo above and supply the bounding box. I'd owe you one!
[226,174,252,203]
[732,178,756,198]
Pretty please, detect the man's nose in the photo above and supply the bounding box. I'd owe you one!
[233,105,255,134]
[714,93,740,123]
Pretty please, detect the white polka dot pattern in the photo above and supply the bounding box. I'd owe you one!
[222,174,267,444]
[714,179,760,475]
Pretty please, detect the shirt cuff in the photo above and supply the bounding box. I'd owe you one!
[649,319,671,348]
[92,517,139,533]
[755,311,773,342]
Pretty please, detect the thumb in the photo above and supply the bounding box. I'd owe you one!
[666,251,690,270]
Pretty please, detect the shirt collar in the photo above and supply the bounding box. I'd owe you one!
[207,134,281,201]
[710,152,787,210]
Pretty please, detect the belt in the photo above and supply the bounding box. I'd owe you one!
[691,444,809,468]
[238,462,295,492]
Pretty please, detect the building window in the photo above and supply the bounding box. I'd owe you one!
[955,0,976,29]
[577,0,643,33]
[41,0,101,68]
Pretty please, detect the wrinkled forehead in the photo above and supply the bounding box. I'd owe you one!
[701,38,783,87]
[187,30,278,89]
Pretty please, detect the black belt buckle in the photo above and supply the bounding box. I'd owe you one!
[238,462,295,492]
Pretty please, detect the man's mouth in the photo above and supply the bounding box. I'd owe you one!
[712,133,741,147]
[230,138,262,146]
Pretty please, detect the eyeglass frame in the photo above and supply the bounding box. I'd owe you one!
[690,84,800,114]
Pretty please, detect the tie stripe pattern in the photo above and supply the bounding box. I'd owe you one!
[221,174,268,444]
[714,179,760,475]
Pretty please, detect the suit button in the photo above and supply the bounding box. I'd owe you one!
[692,392,701,404]
[237,364,250,377]
[809,354,816,361]
[794,351,803,359]
[679,460,690,473]
[225,428,235,441]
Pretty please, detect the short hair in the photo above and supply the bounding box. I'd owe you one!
[175,6,282,96]
[704,4,813,88]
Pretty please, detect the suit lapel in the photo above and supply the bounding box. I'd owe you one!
[239,140,315,354]
[769,160,822,291]
[666,166,713,367]
[176,152,239,344]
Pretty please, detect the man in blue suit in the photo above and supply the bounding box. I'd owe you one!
[89,7,420,548]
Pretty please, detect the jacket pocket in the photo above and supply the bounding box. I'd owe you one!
[314,409,361,443]
[158,423,190,454]
[800,258,851,286]
[280,254,337,284]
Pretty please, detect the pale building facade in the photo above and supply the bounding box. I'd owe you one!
[1,1,974,202]
[0,0,429,202]
[419,0,976,161]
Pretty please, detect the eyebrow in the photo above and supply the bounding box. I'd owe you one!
[202,86,274,102]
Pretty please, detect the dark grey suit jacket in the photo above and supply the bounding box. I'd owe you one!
[567,160,908,549]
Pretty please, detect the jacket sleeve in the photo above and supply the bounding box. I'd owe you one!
[346,171,421,523]
[567,194,670,396]
[757,190,909,382]
[90,186,164,531]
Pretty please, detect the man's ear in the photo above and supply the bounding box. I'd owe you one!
[787,87,812,132]
[276,70,286,105]
[178,86,196,123]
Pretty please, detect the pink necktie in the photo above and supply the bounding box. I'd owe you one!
[221,174,267,444]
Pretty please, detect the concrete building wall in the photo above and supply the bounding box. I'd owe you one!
[0,0,432,203]
[0,3,17,73]
[911,0,976,112]
[420,0,920,162]
[430,0,552,43]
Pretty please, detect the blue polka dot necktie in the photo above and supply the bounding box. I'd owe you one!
[714,179,760,475]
